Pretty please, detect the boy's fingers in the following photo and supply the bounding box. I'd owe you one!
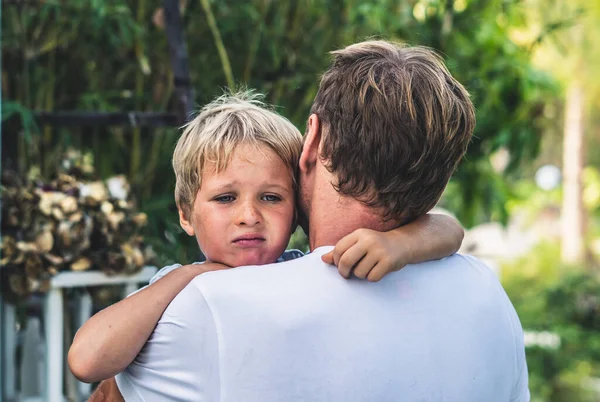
[321,251,334,264]
[366,263,386,282]
[352,252,380,279]
[337,243,367,279]
[330,233,359,267]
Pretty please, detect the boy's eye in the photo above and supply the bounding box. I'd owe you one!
[261,194,282,202]
[214,195,235,203]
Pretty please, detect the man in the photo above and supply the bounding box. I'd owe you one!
[94,40,529,401]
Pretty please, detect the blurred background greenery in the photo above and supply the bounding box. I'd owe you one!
[2,0,600,400]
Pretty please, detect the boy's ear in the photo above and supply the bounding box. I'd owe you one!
[178,208,195,236]
[299,113,322,174]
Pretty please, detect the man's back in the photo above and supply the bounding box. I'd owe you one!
[117,247,528,402]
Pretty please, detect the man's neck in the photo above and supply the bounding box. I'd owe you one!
[307,186,399,251]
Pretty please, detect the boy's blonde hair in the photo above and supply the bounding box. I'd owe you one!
[173,91,303,220]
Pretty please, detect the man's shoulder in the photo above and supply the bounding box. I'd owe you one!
[405,253,497,278]
[400,253,505,301]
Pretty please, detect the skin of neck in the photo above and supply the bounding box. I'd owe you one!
[306,161,399,251]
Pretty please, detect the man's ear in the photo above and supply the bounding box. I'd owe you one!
[299,113,322,174]
[178,208,195,236]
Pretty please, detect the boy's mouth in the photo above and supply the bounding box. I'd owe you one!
[232,234,266,247]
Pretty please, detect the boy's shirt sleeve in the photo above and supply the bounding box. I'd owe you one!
[149,262,210,284]
[149,261,205,284]
[148,263,184,284]
[126,262,202,298]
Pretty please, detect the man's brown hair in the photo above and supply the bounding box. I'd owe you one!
[311,40,475,223]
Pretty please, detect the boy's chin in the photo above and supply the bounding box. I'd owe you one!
[228,250,280,268]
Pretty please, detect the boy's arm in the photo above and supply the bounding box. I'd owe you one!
[322,213,464,281]
[68,263,227,383]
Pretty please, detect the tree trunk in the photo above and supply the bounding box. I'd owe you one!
[561,82,585,264]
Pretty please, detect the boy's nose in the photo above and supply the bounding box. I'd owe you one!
[236,201,261,226]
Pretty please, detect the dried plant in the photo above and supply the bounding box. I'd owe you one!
[1,151,154,302]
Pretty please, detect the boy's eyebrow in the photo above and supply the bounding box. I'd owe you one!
[263,184,293,195]
[208,182,292,194]
[208,183,235,193]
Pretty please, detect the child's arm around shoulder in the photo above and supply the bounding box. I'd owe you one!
[322,213,464,281]
[68,262,227,384]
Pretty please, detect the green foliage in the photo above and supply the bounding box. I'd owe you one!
[503,244,600,401]
[505,180,562,224]
[2,0,557,263]
[1,101,38,141]
[287,227,309,253]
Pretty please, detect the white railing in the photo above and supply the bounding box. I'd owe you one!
[1,266,157,402]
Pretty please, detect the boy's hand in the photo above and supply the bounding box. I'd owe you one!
[321,214,463,283]
[321,228,409,282]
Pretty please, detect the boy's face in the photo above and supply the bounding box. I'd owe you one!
[179,143,296,267]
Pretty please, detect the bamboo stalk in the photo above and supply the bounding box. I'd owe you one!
[143,129,165,199]
[243,0,271,82]
[18,7,30,174]
[130,0,147,183]
[199,0,235,88]
[143,64,176,199]
[286,0,301,43]
[42,49,56,177]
